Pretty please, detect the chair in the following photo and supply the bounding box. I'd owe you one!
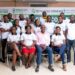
[6,43,22,66]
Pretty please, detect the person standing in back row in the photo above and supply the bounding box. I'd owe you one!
[66,15,75,65]
[0,15,12,63]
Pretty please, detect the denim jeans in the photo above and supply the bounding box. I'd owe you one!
[67,39,75,64]
[36,45,53,65]
[53,44,66,64]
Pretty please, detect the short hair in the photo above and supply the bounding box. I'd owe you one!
[11,26,17,30]
[29,14,34,18]
[70,15,75,18]
[25,25,32,30]
[14,19,19,23]
[55,26,61,30]
[58,15,62,18]
[42,11,46,14]
[3,15,8,18]
[13,19,19,26]
[60,12,64,15]
[8,13,12,16]
[34,19,38,24]
[47,15,51,18]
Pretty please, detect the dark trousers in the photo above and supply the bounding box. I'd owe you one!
[53,44,66,64]
[67,39,75,65]
[1,39,7,61]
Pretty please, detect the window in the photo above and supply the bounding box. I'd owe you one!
[30,3,47,7]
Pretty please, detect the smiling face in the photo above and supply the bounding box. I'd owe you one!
[8,13,12,19]
[47,16,51,22]
[35,19,40,26]
[42,11,47,17]
[11,27,16,34]
[58,16,63,23]
[19,14,24,20]
[55,26,61,34]
[41,25,46,33]
[60,12,65,19]
[15,19,19,26]
[26,19,31,25]
[3,15,9,22]
[70,15,75,22]
[25,25,32,34]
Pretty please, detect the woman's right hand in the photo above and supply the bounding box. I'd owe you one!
[26,46,31,49]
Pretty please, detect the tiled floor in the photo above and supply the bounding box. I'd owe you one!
[0,61,75,75]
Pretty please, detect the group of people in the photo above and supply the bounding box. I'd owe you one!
[0,11,75,72]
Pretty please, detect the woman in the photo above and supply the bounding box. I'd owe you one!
[51,26,66,71]
[7,26,22,71]
[21,25,36,68]
[14,19,21,34]
[34,19,41,34]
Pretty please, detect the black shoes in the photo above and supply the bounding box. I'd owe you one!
[48,65,54,72]
[12,66,16,71]
[2,60,5,63]
[0,59,5,63]
[35,65,54,72]
[35,65,39,72]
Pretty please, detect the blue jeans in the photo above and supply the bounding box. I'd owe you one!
[53,44,66,64]
[36,45,53,65]
[67,39,75,64]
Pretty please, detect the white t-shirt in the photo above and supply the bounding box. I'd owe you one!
[51,34,65,46]
[0,22,2,39]
[40,17,46,25]
[0,22,12,39]
[7,33,20,43]
[21,33,37,46]
[16,26,21,34]
[67,23,75,40]
[55,22,66,32]
[21,23,35,33]
[34,26,41,34]
[45,22,55,35]
[19,20,27,28]
[63,18,70,26]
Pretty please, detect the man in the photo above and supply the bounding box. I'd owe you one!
[45,15,55,36]
[35,25,54,72]
[29,14,35,24]
[0,15,12,63]
[55,16,66,35]
[7,13,14,25]
[51,26,66,71]
[60,12,70,24]
[40,11,47,25]
[19,14,27,28]
[66,15,75,65]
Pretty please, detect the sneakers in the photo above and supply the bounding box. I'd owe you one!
[48,65,54,72]
[0,59,5,63]
[35,66,39,72]
[11,66,16,71]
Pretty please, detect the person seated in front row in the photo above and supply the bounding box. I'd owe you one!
[7,26,22,71]
[35,25,54,72]
[21,25,37,69]
[51,26,67,71]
